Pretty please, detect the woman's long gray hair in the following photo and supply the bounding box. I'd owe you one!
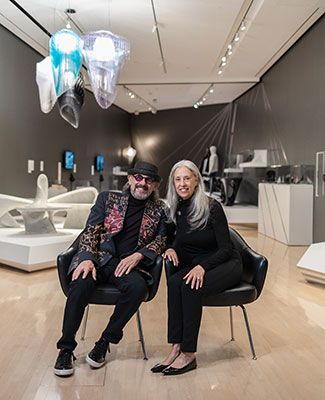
[166,160,210,230]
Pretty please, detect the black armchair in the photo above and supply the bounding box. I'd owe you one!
[57,235,163,360]
[165,227,268,359]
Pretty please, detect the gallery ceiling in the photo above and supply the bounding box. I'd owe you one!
[1,0,324,114]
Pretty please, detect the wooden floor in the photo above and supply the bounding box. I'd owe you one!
[0,227,324,400]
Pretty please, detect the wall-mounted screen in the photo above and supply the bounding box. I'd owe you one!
[95,155,105,172]
[64,151,74,170]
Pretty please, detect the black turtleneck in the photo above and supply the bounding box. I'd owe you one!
[114,194,148,257]
[172,197,233,271]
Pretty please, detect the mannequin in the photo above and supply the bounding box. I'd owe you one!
[208,145,219,174]
[200,145,219,192]
[199,147,210,176]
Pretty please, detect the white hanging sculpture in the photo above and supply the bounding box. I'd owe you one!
[82,30,130,109]
[36,56,57,113]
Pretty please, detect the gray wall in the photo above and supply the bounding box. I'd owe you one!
[233,15,325,242]
[131,104,230,195]
[0,25,131,197]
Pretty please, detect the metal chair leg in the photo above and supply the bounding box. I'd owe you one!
[239,305,257,360]
[229,306,235,341]
[136,309,148,360]
[80,305,89,341]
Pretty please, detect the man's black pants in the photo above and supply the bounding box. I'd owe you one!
[167,253,242,353]
[57,265,148,351]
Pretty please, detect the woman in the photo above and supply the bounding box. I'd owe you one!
[151,160,242,375]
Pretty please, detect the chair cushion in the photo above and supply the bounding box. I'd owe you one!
[88,284,149,305]
[203,282,257,307]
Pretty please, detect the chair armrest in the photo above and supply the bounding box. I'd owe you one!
[146,255,163,302]
[56,234,81,296]
[164,259,178,281]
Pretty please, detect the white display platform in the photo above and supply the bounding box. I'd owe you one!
[208,193,258,224]
[0,228,81,272]
[223,204,258,224]
[258,183,313,245]
[297,243,325,285]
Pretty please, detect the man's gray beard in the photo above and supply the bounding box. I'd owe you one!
[130,187,150,200]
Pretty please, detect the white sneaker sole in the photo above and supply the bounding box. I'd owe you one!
[86,354,106,368]
[53,367,74,376]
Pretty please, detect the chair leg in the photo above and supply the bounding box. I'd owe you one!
[80,305,89,341]
[229,306,235,341]
[239,305,257,360]
[136,309,148,360]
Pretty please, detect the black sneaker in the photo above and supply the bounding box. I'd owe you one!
[54,349,76,376]
[86,337,110,368]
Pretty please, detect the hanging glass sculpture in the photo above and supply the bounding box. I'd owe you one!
[36,56,57,113]
[50,29,83,97]
[82,30,130,109]
[57,73,85,129]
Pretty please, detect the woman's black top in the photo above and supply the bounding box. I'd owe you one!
[170,197,234,271]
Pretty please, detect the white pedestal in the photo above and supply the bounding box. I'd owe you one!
[0,228,80,271]
[222,204,258,224]
[297,243,325,285]
[258,183,313,245]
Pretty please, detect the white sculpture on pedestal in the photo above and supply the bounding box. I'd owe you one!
[0,175,99,233]
[239,149,268,168]
[19,174,59,234]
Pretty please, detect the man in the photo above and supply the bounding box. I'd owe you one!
[54,161,167,376]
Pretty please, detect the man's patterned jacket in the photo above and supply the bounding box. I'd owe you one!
[68,190,167,275]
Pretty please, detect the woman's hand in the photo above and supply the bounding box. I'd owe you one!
[163,248,179,266]
[184,265,205,289]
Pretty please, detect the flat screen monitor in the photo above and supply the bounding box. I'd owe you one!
[64,151,74,170]
[95,155,104,172]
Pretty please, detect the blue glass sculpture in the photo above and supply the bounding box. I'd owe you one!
[50,29,83,97]
[82,30,130,109]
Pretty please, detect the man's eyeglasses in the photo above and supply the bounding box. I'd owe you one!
[133,174,155,184]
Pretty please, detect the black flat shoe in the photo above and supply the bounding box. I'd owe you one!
[151,363,170,373]
[163,358,197,376]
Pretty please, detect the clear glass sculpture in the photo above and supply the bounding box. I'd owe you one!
[57,73,85,128]
[50,29,83,97]
[82,30,130,109]
[36,56,57,113]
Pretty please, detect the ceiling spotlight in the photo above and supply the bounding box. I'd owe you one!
[218,70,222,75]
[221,56,226,62]
[203,97,206,101]
[241,21,247,31]
[151,108,157,114]
[128,91,132,96]
[222,61,226,66]
[152,24,158,33]
[134,110,139,115]
[228,49,233,56]
[209,88,214,93]
[194,104,198,109]
[130,94,135,99]
[228,44,232,50]
[199,101,203,105]
[234,33,240,42]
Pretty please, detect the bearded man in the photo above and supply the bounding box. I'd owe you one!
[54,161,167,376]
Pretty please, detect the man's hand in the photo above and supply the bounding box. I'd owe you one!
[163,248,179,266]
[114,252,144,277]
[183,265,205,289]
[72,260,97,281]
